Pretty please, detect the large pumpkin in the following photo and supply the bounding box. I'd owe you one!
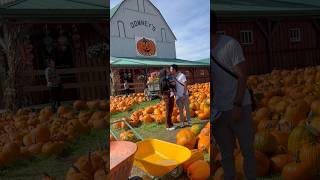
[299,142,320,176]
[235,151,270,177]
[270,154,293,173]
[176,129,196,149]
[197,135,210,153]
[137,38,156,56]
[254,130,278,154]
[190,124,203,136]
[281,156,314,180]
[183,149,204,171]
[187,160,210,180]
[287,126,313,155]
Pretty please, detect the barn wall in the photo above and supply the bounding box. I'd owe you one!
[110,0,176,58]
[271,20,320,70]
[218,18,320,75]
[218,21,269,75]
[20,23,107,106]
[112,66,209,95]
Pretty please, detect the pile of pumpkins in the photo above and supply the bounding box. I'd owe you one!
[112,83,210,129]
[65,151,108,180]
[110,93,145,114]
[0,99,108,168]
[212,68,320,179]
[176,122,211,180]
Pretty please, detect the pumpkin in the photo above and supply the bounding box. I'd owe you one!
[176,129,197,149]
[299,142,320,176]
[183,149,204,171]
[28,143,43,155]
[73,100,87,111]
[254,130,278,154]
[199,127,210,137]
[288,126,313,155]
[190,124,203,135]
[74,153,95,176]
[198,112,209,120]
[57,106,69,115]
[144,107,154,114]
[136,37,156,56]
[283,100,310,126]
[22,134,33,146]
[32,124,51,143]
[90,151,105,171]
[42,141,64,156]
[311,99,320,115]
[281,153,314,180]
[100,100,108,111]
[119,131,139,142]
[197,135,210,153]
[235,151,270,177]
[86,100,100,110]
[271,125,289,148]
[92,118,107,129]
[270,154,293,173]
[154,114,165,124]
[142,114,154,123]
[187,160,210,180]
[2,142,20,160]
[94,168,107,180]
[214,167,245,180]
[66,165,91,180]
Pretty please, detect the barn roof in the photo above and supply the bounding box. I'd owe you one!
[212,0,320,17]
[110,56,209,68]
[0,0,107,18]
[111,0,176,40]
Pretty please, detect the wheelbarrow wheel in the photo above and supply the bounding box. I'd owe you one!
[169,165,184,178]
[129,176,144,180]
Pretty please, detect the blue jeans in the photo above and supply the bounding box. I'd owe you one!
[176,95,191,125]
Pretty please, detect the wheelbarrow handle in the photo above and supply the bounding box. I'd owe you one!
[110,119,144,141]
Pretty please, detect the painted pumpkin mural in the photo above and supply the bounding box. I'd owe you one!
[136,37,156,56]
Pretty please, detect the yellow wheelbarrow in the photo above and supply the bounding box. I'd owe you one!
[111,119,192,179]
[134,139,191,179]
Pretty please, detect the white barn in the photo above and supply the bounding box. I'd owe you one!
[110,0,177,59]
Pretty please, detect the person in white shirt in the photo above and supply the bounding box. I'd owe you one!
[211,11,256,180]
[124,80,129,96]
[170,64,191,127]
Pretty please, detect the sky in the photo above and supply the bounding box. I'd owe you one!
[110,0,210,61]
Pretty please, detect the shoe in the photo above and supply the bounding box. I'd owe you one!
[166,126,176,131]
[180,124,185,128]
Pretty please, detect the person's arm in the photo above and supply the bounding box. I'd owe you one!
[229,39,247,105]
[233,61,247,105]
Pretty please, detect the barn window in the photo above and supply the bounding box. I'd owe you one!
[217,31,225,36]
[161,28,166,42]
[289,28,301,42]
[240,31,253,44]
[117,21,126,38]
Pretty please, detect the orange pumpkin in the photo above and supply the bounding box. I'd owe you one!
[136,37,156,56]
[176,129,197,149]
[270,154,293,173]
[183,149,204,171]
[187,160,210,180]
[197,135,210,152]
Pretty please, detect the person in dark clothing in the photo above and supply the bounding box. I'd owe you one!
[159,68,176,131]
[45,59,62,112]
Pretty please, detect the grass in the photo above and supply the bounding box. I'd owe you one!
[0,129,106,180]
